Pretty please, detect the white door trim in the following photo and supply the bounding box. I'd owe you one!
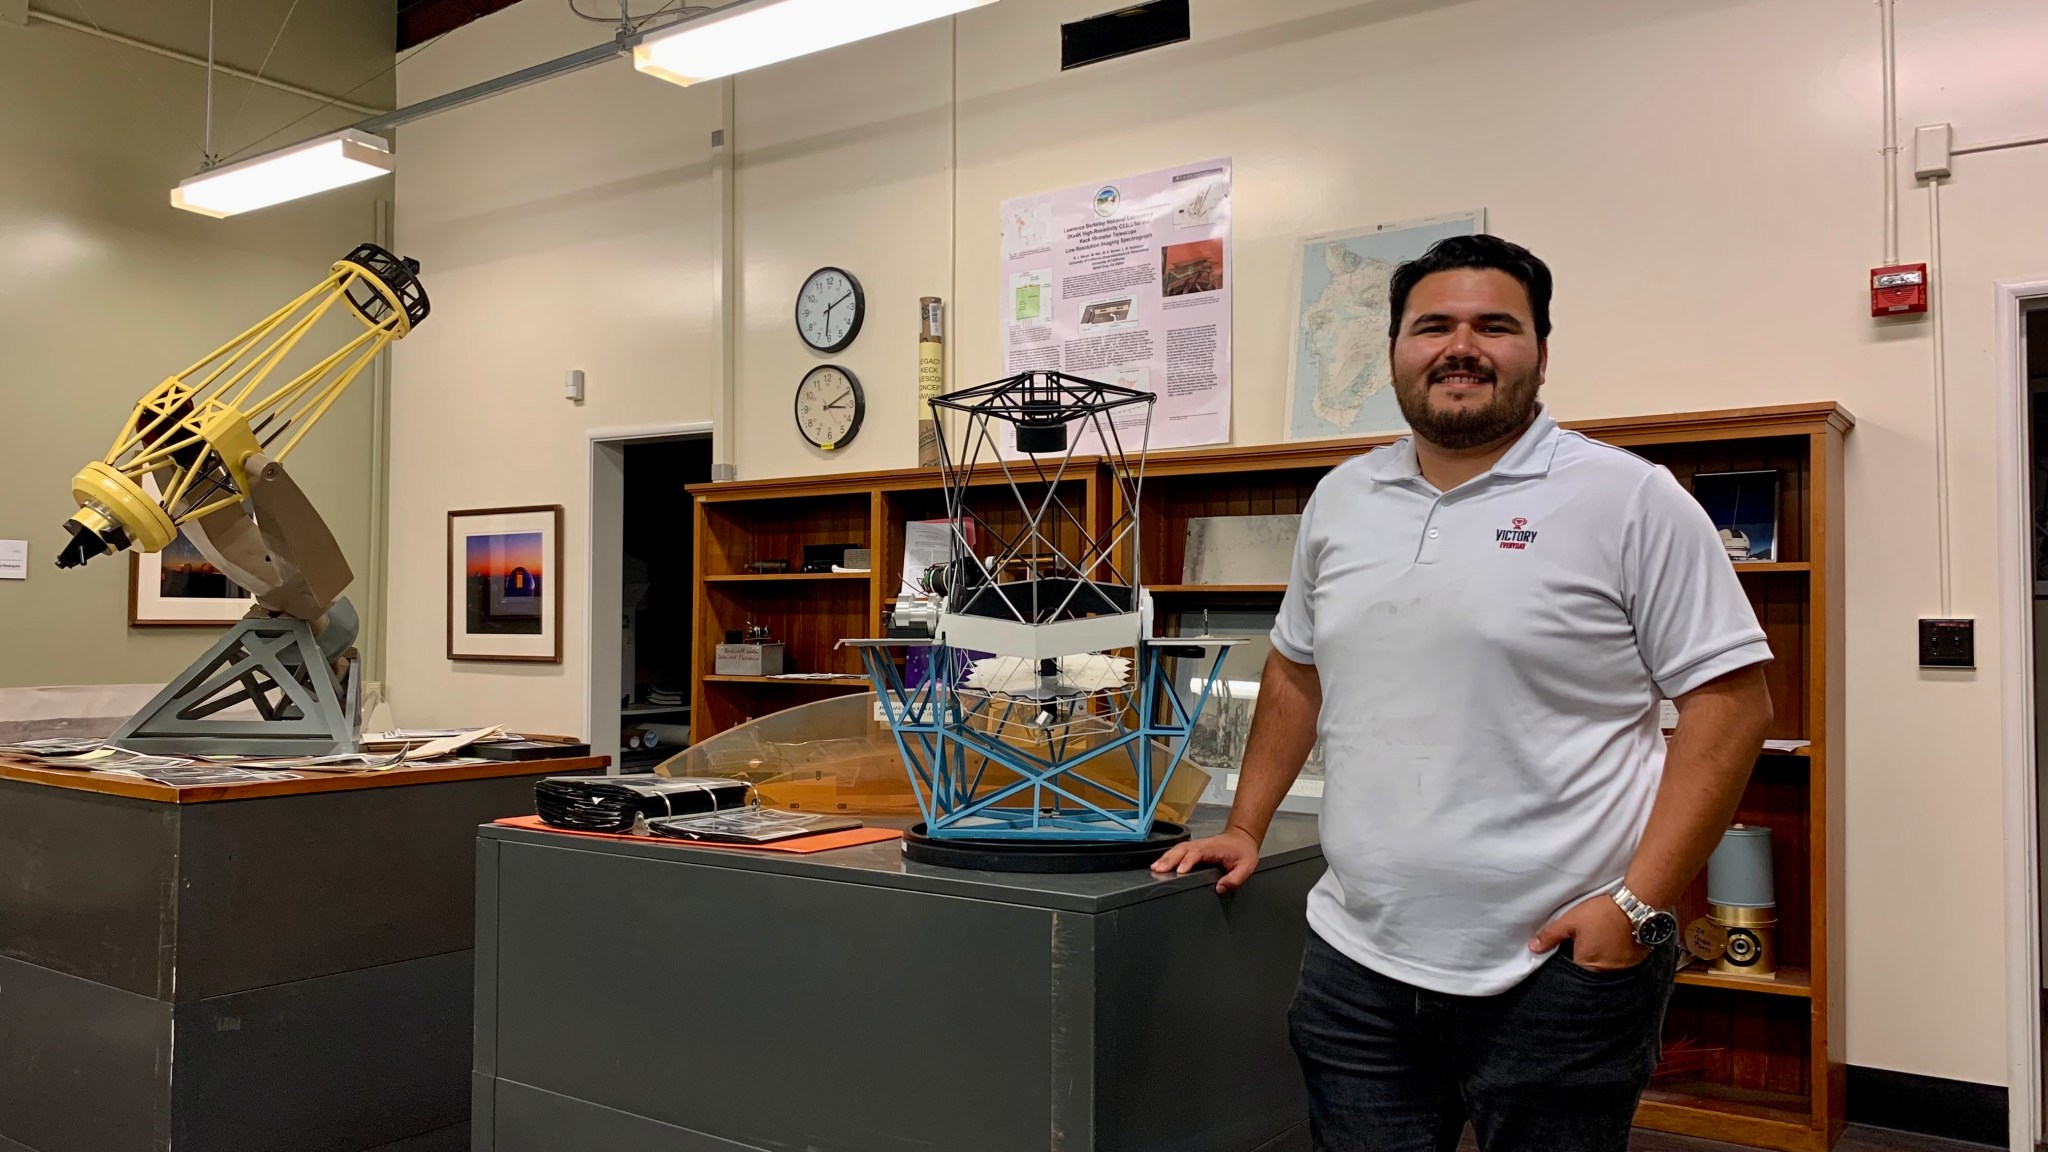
[1995,277,2048,1152]
[585,421,712,772]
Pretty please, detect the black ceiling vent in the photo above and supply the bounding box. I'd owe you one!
[1061,2,1190,71]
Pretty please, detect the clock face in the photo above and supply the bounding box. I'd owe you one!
[794,365,865,451]
[795,267,864,353]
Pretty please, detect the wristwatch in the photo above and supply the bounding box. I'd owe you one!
[1611,885,1679,947]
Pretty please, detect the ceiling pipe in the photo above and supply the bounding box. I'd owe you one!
[21,5,388,116]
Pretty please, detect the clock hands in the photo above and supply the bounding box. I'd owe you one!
[824,390,852,410]
[821,291,852,325]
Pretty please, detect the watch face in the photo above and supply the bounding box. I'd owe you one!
[794,365,864,451]
[1637,911,1680,947]
[795,267,863,352]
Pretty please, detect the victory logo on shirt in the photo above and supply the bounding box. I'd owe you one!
[1496,517,1539,550]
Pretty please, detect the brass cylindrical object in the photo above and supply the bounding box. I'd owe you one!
[1708,902,1776,977]
[917,297,945,468]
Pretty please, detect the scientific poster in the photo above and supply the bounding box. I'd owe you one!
[999,159,1232,454]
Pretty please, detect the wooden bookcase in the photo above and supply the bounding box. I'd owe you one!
[1113,402,1851,1152]
[689,401,1849,1152]
[688,462,1108,743]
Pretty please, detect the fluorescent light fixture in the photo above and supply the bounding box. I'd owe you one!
[633,0,999,87]
[171,129,394,219]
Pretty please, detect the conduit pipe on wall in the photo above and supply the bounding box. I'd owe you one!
[709,79,739,482]
[1879,0,1899,264]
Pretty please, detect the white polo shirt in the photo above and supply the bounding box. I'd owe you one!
[1272,405,1770,997]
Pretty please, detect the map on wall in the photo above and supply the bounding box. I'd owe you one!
[1284,211,1484,441]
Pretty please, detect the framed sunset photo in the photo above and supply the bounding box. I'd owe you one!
[129,529,255,626]
[447,505,563,663]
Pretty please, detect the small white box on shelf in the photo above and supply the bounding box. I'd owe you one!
[715,643,785,677]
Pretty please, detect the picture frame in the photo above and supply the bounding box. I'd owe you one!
[447,505,564,663]
[1689,470,1780,563]
[128,530,255,627]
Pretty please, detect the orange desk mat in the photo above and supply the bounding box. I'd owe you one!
[495,814,901,855]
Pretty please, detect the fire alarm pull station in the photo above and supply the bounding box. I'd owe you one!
[1871,263,1928,316]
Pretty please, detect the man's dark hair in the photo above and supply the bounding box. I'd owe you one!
[1386,235,1553,341]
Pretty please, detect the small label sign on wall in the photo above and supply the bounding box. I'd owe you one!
[0,540,25,580]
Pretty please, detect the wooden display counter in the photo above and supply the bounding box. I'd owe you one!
[0,752,604,1152]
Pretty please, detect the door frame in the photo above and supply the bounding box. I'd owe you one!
[1996,277,2048,1151]
[585,421,713,772]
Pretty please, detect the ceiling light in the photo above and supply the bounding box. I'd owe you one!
[170,129,394,219]
[633,0,999,88]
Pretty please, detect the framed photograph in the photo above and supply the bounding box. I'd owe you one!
[129,529,254,626]
[447,505,563,663]
[1690,471,1780,562]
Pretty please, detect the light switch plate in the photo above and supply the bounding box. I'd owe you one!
[1918,617,1974,668]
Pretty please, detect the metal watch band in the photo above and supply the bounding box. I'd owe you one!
[1611,884,1655,930]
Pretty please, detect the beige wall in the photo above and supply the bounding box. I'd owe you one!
[387,1,718,733]
[389,0,2048,1084]
[0,0,393,689]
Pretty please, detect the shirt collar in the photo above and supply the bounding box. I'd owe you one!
[1489,405,1562,479]
[1359,401,1564,481]
[1358,404,1562,484]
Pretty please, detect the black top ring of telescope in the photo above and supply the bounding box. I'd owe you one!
[927,370,1154,456]
[339,242,430,330]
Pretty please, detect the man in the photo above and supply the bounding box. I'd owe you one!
[1151,235,1774,1152]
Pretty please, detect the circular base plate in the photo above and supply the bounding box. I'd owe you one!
[901,821,1189,874]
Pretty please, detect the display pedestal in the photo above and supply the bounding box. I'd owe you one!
[0,754,603,1152]
[473,807,1322,1152]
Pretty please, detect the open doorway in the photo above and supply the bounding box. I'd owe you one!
[619,437,712,771]
[586,423,712,772]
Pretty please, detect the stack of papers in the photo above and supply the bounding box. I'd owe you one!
[0,725,524,784]
[0,740,305,785]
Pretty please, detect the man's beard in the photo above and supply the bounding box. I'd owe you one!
[1393,360,1542,451]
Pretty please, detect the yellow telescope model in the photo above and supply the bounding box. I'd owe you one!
[56,244,428,757]
[57,243,426,570]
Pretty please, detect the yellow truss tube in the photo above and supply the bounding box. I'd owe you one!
[57,244,426,569]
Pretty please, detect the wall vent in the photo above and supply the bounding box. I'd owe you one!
[1061,2,1190,70]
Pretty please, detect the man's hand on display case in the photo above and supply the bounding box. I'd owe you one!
[1150,825,1261,894]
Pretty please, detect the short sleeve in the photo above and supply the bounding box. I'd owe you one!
[1624,467,1772,698]
[1270,489,1321,665]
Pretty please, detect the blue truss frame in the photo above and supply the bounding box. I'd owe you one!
[854,640,1233,841]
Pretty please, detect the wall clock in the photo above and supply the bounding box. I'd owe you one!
[795,364,865,451]
[795,266,864,353]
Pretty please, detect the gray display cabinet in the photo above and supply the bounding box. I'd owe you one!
[473,809,1324,1152]
[0,755,603,1152]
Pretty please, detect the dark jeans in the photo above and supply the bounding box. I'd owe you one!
[1288,929,1679,1152]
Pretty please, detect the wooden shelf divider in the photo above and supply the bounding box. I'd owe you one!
[1674,965,1813,999]
[703,572,872,583]
[701,675,871,686]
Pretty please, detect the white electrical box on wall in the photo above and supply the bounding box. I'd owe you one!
[564,369,585,402]
[1913,122,1953,180]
